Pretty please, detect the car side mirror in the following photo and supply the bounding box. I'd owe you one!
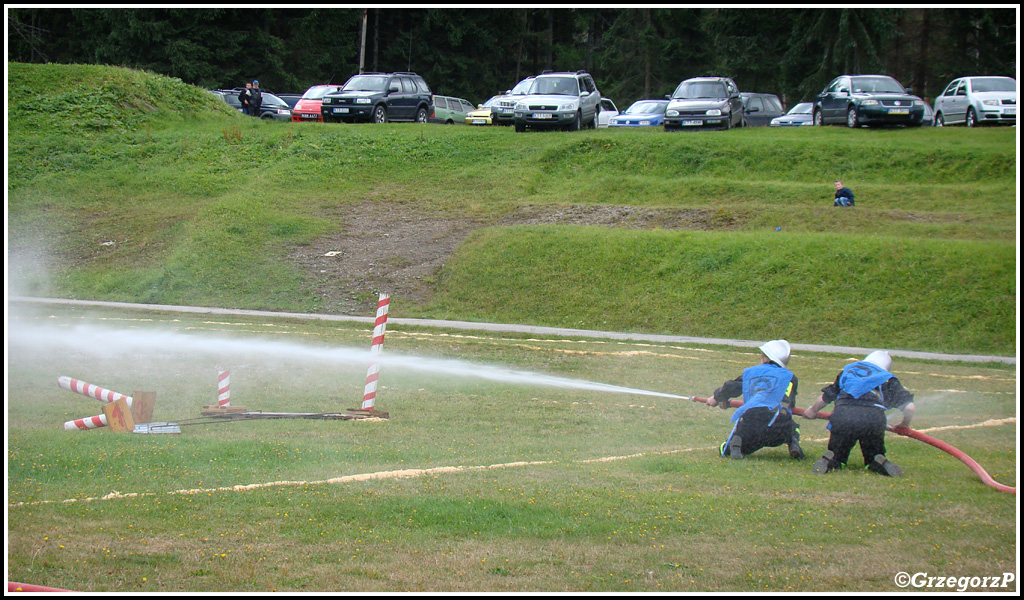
[388,85,400,94]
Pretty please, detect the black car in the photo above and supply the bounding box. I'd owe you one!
[740,92,785,127]
[812,75,925,128]
[211,89,292,121]
[320,72,433,124]
[663,76,744,131]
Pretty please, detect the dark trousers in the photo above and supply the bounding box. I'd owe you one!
[826,404,887,469]
[723,407,797,457]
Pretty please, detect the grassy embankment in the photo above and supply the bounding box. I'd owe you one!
[7,61,1017,357]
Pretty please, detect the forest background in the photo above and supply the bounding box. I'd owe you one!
[7,7,1018,108]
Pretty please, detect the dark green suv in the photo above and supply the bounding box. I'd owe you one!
[321,72,433,124]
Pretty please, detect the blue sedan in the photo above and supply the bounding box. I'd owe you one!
[608,99,669,127]
[770,102,814,126]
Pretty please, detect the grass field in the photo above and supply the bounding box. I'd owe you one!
[5,62,1019,592]
[5,302,1017,592]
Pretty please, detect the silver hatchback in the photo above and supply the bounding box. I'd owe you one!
[933,76,1016,127]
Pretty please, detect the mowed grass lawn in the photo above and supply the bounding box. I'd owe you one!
[6,303,1017,592]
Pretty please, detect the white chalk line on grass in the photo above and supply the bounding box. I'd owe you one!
[10,418,1014,509]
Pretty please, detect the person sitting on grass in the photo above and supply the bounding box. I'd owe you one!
[833,180,855,206]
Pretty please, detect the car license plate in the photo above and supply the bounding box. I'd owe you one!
[888,108,909,115]
[532,113,553,119]
[472,118,487,124]
[1005,108,1016,115]
[682,120,703,126]
[332,108,349,114]
[301,114,318,119]
[500,108,513,114]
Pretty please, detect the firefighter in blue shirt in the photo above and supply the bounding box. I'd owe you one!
[706,339,804,460]
[803,350,915,477]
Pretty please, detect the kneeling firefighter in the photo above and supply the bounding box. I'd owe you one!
[803,350,915,477]
[706,339,804,460]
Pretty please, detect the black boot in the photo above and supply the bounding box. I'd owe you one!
[788,426,804,459]
[813,450,834,474]
[869,454,903,477]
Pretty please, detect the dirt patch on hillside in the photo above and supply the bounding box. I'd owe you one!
[289,203,731,314]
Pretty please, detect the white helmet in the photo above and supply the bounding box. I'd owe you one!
[759,339,791,367]
[864,350,892,371]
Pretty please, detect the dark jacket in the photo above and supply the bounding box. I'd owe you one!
[834,187,855,206]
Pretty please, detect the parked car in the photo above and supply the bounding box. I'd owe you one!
[513,70,602,132]
[740,92,785,127]
[812,74,925,128]
[769,102,815,126]
[663,76,743,130]
[597,98,619,127]
[431,95,475,124]
[608,99,669,127]
[494,76,535,125]
[919,98,935,127]
[211,89,292,121]
[291,84,339,123]
[320,72,433,124]
[466,96,499,125]
[932,76,1016,127]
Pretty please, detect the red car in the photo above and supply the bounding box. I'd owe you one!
[291,84,339,122]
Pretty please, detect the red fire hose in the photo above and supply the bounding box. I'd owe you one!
[691,397,1015,495]
[8,582,74,592]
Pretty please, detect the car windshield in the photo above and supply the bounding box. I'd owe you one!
[788,102,813,115]
[625,101,668,115]
[482,96,499,107]
[528,77,580,96]
[971,77,1016,93]
[302,86,336,100]
[850,76,906,94]
[261,94,288,108]
[342,75,389,92]
[672,81,728,99]
[510,78,534,95]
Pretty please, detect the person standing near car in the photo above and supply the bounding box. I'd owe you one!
[704,339,804,460]
[249,80,263,117]
[802,350,915,477]
[238,82,252,115]
[833,180,855,206]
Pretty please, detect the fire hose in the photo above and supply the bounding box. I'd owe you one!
[689,397,1015,495]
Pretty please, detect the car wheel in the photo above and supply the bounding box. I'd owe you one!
[846,106,860,128]
[813,109,824,126]
[373,105,388,124]
[591,106,600,129]
[569,111,581,131]
[966,107,978,128]
[416,107,429,124]
[935,112,945,127]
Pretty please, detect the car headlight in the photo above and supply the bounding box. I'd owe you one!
[982,99,1000,106]
[322,98,332,105]
[913,100,924,106]
[666,109,679,117]
[861,99,879,106]
[515,102,527,111]
[559,102,578,111]
[706,109,722,116]
[356,98,371,104]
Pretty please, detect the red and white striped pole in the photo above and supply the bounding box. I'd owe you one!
[58,376,133,407]
[217,370,231,407]
[361,293,390,410]
[64,414,108,431]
